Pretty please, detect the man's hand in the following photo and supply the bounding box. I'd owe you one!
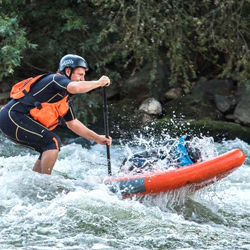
[98,76,110,87]
[97,135,112,146]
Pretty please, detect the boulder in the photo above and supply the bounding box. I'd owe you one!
[213,94,231,113]
[163,94,224,121]
[141,113,154,124]
[164,87,182,100]
[121,63,170,101]
[234,98,250,125]
[106,82,120,99]
[234,81,250,125]
[192,79,235,97]
[139,97,162,115]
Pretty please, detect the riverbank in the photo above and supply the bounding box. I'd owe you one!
[1,63,250,144]
[96,63,250,143]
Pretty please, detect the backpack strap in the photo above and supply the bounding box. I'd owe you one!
[11,74,50,100]
[21,89,42,109]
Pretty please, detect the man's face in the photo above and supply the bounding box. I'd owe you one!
[66,67,86,81]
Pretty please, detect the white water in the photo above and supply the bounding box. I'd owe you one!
[0,133,250,250]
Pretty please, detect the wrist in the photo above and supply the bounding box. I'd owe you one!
[93,133,101,143]
[97,80,103,87]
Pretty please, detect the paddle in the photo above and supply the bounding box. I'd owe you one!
[103,86,112,175]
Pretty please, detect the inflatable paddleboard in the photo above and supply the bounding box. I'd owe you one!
[104,149,245,198]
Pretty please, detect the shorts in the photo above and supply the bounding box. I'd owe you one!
[0,106,61,156]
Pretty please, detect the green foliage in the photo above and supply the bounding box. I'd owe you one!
[2,0,250,85]
[2,0,250,83]
[0,14,36,80]
[1,0,250,123]
[71,94,100,125]
[76,0,250,89]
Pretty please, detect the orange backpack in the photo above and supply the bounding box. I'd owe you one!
[10,74,70,130]
[10,75,44,99]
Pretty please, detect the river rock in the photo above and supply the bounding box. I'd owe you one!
[121,63,170,101]
[106,82,120,99]
[141,113,154,124]
[234,82,250,125]
[164,87,182,100]
[139,97,162,115]
[192,78,235,96]
[213,94,231,113]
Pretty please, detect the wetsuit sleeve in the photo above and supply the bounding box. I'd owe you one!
[53,75,76,121]
[63,101,76,122]
[53,74,71,90]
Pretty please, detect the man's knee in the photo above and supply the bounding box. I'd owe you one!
[42,132,62,151]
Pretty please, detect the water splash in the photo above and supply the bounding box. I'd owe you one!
[0,133,249,250]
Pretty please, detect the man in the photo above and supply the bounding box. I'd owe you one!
[0,54,112,175]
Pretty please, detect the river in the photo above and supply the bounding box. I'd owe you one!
[0,132,250,250]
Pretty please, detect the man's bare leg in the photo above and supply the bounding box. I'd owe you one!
[33,150,59,175]
[33,158,42,173]
[41,149,59,175]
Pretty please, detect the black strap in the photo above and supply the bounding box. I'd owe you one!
[21,90,42,109]
[19,74,50,109]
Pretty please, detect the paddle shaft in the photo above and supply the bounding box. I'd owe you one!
[103,86,112,175]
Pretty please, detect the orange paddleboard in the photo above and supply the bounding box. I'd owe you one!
[104,149,245,198]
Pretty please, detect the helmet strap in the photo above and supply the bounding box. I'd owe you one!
[64,67,73,79]
[68,68,73,79]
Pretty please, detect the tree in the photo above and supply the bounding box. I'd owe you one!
[1,0,250,91]
[0,14,35,80]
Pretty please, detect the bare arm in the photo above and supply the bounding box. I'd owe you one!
[66,119,112,146]
[67,75,110,94]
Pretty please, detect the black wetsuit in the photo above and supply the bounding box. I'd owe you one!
[0,74,76,157]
